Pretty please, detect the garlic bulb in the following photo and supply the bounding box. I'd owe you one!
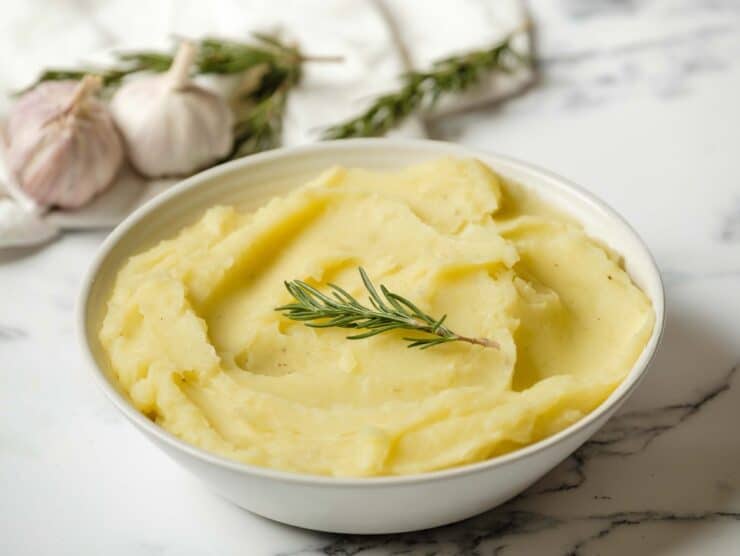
[111,41,234,178]
[5,75,124,208]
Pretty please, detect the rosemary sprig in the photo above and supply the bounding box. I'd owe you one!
[228,81,290,158]
[322,30,529,139]
[225,34,304,158]
[275,268,498,350]
[24,34,299,94]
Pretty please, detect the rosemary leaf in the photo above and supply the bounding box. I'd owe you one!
[24,34,298,91]
[275,267,499,350]
[227,86,288,159]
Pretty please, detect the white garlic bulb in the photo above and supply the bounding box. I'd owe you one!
[111,41,234,178]
[5,75,124,208]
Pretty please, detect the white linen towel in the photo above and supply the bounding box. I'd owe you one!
[0,0,532,248]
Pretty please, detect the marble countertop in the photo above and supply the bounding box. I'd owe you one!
[2,1,740,554]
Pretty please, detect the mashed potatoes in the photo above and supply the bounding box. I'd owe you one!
[99,158,654,476]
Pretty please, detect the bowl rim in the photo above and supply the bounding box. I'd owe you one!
[77,137,665,487]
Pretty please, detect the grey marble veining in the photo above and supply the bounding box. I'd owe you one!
[528,363,739,496]
[0,324,28,340]
[272,361,740,555]
[278,510,740,556]
[719,198,740,242]
[428,0,740,138]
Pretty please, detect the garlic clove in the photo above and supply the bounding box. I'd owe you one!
[5,75,124,209]
[111,41,234,178]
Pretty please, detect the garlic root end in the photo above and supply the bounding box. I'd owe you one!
[64,75,102,117]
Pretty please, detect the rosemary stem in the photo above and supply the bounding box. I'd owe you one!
[300,54,344,63]
[454,335,500,349]
[275,267,499,351]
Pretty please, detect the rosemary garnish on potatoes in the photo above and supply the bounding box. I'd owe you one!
[276,268,498,350]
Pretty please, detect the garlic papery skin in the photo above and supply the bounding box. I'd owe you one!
[6,75,124,209]
[111,41,234,178]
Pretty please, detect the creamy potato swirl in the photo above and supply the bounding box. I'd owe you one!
[100,158,654,476]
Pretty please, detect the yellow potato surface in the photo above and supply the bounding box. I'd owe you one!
[100,158,654,476]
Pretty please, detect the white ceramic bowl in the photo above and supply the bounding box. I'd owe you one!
[78,139,665,534]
